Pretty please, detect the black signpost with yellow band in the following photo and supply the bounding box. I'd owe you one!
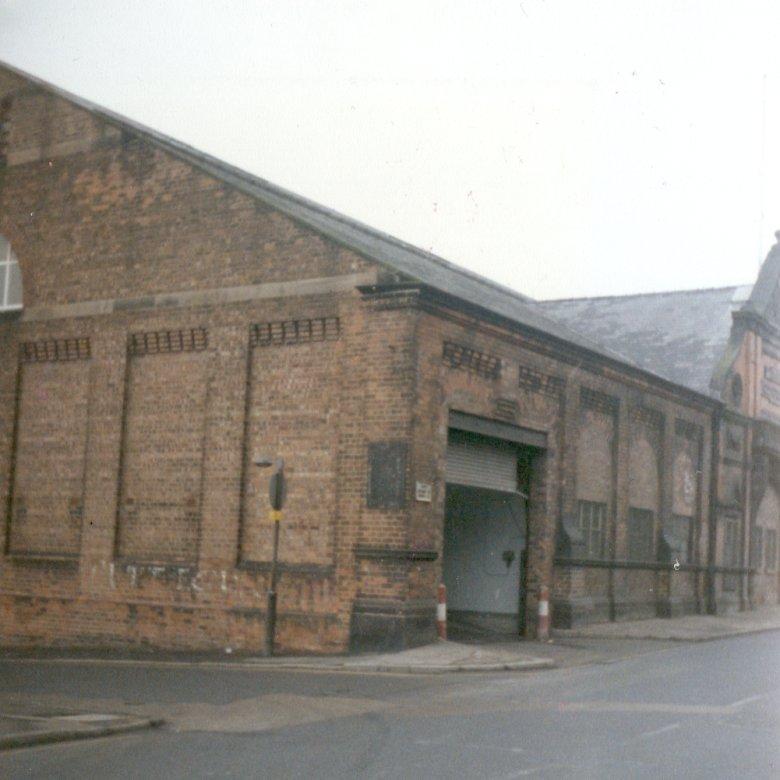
[255,456,285,657]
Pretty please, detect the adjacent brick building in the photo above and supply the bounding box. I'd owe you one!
[0,62,777,654]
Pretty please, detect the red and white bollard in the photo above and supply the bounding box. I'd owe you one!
[437,583,447,640]
[537,585,550,640]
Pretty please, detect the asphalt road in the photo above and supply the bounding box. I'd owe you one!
[0,632,778,779]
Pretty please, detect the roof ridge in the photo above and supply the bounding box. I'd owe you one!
[541,284,745,304]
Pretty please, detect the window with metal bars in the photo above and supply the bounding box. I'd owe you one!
[750,526,764,570]
[722,517,740,591]
[577,500,606,558]
[722,518,740,567]
[628,507,655,561]
[765,529,777,572]
[0,235,22,312]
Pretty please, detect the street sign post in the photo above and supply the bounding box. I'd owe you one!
[255,456,285,657]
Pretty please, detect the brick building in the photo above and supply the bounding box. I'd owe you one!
[542,251,780,619]
[0,62,777,654]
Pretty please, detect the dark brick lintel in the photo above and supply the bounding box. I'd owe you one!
[237,560,335,576]
[353,546,438,562]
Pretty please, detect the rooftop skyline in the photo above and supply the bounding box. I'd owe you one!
[1,1,778,299]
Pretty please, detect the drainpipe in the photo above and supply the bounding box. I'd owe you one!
[706,405,722,614]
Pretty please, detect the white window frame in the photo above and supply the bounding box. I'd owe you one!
[0,236,23,312]
[578,500,606,559]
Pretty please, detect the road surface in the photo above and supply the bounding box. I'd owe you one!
[0,632,777,778]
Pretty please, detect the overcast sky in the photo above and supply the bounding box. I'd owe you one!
[1,1,778,299]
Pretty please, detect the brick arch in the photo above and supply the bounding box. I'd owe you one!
[757,484,779,530]
[673,449,697,517]
[576,407,614,503]
[629,433,660,510]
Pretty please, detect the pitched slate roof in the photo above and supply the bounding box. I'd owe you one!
[742,233,780,322]
[539,286,753,397]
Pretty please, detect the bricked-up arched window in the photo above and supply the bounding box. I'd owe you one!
[0,235,22,312]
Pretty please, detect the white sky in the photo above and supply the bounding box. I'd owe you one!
[1,0,778,299]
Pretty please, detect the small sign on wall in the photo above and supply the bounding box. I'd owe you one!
[415,481,433,503]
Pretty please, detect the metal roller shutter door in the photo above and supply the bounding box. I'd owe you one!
[445,430,518,492]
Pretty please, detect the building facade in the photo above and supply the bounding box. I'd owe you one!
[542,256,780,621]
[0,63,777,654]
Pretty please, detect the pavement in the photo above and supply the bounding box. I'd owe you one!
[1,605,779,754]
[243,639,555,674]
[554,603,780,642]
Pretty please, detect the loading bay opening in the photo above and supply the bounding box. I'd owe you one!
[443,414,545,640]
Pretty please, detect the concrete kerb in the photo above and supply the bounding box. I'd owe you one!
[554,626,780,644]
[552,608,780,644]
[0,716,163,751]
[244,657,556,674]
[0,644,557,675]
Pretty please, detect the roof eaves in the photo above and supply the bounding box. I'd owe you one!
[540,285,743,306]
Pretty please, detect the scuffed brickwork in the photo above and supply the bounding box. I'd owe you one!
[0,81,371,310]
[577,407,614,505]
[239,329,340,566]
[116,348,210,563]
[8,358,90,555]
[0,64,750,653]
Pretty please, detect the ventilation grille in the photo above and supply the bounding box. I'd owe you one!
[494,397,519,422]
[631,405,664,430]
[442,341,501,380]
[129,328,208,356]
[580,386,619,415]
[20,337,91,363]
[518,364,565,397]
[675,418,702,442]
[250,317,340,347]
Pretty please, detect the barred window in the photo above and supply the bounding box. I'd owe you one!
[765,529,777,572]
[666,515,693,564]
[750,526,764,570]
[722,517,740,592]
[628,507,655,562]
[723,518,740,568]
[578,500,606,559]
[0,235,22,312]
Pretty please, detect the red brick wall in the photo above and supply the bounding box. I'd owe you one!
[404,299,717,633]
[8,356,90,556]
[117,344,210,563]
[0,74,371,309]
[239,325,341,567]
[0,65,733,652]
[0,67,388,653]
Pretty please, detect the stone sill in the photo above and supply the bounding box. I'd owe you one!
[5,553,79,568]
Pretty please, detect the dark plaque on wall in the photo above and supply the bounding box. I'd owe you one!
[367,442,407,510]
